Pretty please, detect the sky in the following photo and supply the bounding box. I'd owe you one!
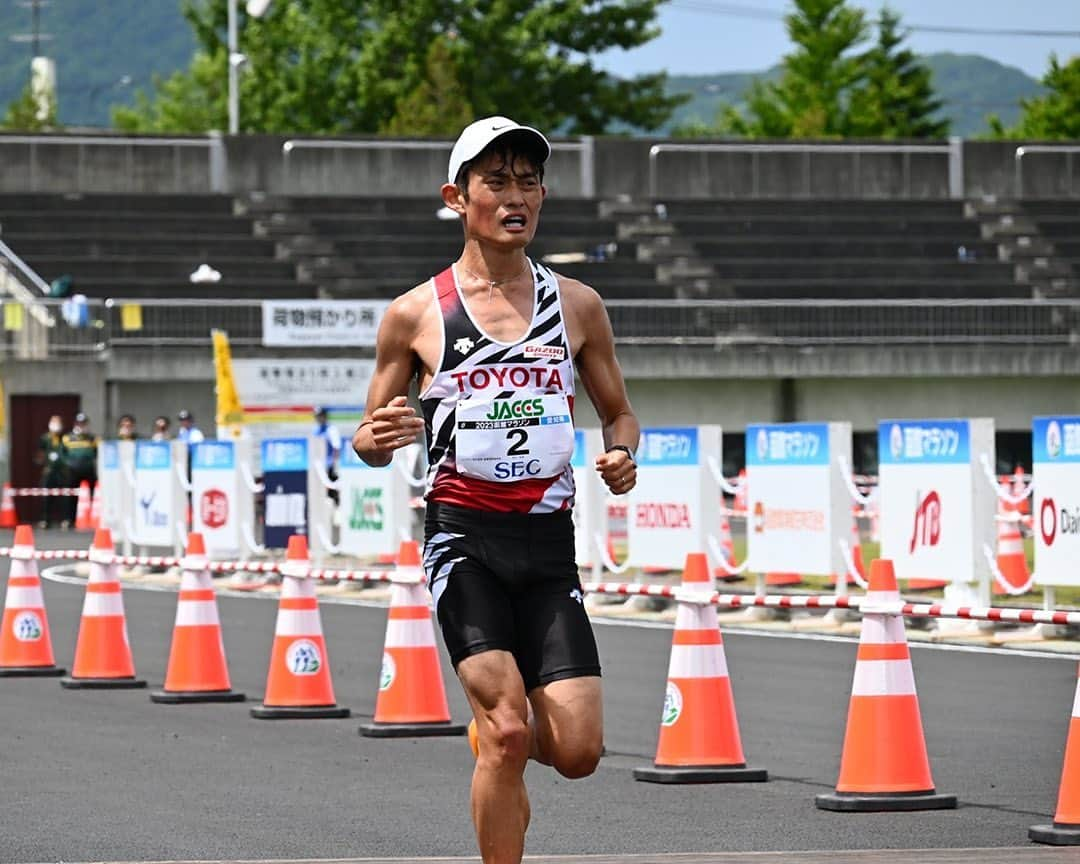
[597,0,1080,79]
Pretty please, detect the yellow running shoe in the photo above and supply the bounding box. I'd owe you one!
[468,718,479,758]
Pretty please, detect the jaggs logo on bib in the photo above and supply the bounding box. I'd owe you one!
[485,398,545,420]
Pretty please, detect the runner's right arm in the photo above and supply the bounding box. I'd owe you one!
[352,293,427,467]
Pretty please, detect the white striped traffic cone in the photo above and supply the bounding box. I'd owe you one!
[0,524,65,676]
[1031,663,1080,844]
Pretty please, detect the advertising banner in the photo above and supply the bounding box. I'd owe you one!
[1033,416,1080,587]
[261,300,387,347]
[133,440,181,548]
[746,422,850,576]
[262,437,309,549]
[191,439,251,559]
[337,445,414,560]
[878,418,995,589]
[626,426,721,571]
[570,429,607,570]
[97,439,133,538]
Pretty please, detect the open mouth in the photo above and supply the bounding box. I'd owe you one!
[502,214,527,230]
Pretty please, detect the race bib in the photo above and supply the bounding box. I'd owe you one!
[455,393,574,482]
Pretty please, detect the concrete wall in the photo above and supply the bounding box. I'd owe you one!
[3,133,1077,199]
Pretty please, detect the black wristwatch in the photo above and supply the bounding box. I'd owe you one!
[606,444,636,464]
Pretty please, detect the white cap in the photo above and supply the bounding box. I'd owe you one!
[447,116,551,185]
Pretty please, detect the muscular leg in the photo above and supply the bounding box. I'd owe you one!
[457,649,532,864]
[529,676,603,779]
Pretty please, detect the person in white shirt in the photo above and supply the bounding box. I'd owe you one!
[313,406,342,504]
[176,410,205,446]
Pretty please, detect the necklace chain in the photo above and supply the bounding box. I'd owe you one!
[462,260,528,293]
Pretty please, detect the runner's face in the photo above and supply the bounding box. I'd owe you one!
[462,152,545,248]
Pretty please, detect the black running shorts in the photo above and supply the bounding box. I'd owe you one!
[423,501,601,692]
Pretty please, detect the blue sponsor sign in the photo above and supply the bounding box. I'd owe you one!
[745,423,829,466]
[1034,416,1080,464]
[570,429,586,469]
[135,440,171,470]
[635,427,699,467]
[261,438,308,472]
[192,441,235,470]
[102,441,119,470]
[262,437,308,548]
[878,419,970,465]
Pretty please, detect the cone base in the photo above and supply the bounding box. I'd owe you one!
[815,789,957,812]
[0,665,66,677]
[250,704,351,719]
[359,720,467,738]
[151,689,246,704]
[633,763,768,784]
[1029,823,1080,845]
[60,676,146,689]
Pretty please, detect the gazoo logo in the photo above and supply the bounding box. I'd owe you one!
[451,366,564,393]
[485,399,544,420]
[909,490,941,553]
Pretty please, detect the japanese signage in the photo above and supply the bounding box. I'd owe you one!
[337,445,415,560]
[627,426,721,571]
[262,300,388,347]
[133,440,182,548]
[1033,416,1080,587]
[746,422,849,575]
[878,418,995,591]
[261,438,309,549]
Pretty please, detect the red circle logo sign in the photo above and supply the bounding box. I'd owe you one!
[1041,497,1057,547]
[200,488,229,529]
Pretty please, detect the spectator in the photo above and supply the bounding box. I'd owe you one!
[116,414,138,441]
[62,412,100,522]
[35,414,69,529]
[151,416,171,441]
[313,406,342,504]
[176,410,205,446]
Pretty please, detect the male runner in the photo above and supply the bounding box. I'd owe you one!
[353,116,639,864]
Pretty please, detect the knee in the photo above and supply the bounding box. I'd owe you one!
[552,738,603,780]
[481,714,531,770]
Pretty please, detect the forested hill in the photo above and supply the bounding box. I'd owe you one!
[0,0,1044,137]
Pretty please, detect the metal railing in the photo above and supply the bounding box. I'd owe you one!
[2,297,1079,359]
[648,141,963,200]
[0,134,227,193]
[282,137,596,198]
[1015,146,1080,199]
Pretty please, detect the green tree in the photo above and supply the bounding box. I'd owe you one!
[382,37,473,136]
[847,8,948,138]
[721,0,869,138]
[989,54,1080,139]
[113,0,682,135]
[2,81,58,131]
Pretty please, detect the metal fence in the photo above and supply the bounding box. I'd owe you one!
[2,297,1079,359]
[1015,146,1080,199]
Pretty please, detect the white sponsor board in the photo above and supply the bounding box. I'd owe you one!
[626,426,721,571]
[1033,416,1080,587]
[133,440,184,549]
[191,439,252,560]
[878,418,995,589]
[746,422,850,575]
[337,444,416,560]
[262,300,388,347]
[231,358,373,465]
[97,440,134,538]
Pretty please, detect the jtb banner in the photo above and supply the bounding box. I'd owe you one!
[1033,416,1080,588]
[627,426,721,571]
[878,418,995,590]
[262,437,309,549]
[133,440,179,548]
[191,440,249,559]
[746,422,850,576]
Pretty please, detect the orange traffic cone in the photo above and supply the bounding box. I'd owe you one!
[0,524,65,676]
[251,535,349,719]
[0,482,16,529]
[815,558,956,811]
[634,552,766,783]
[61,528,146,689]
[993,512,1030,596]
[733,469,747,516]
[765,571,802,587]
[74,480,92,531]
[1030,662,1080,844]
[89,482,101,530]
[151,532,245,704]
[360,539,466,738]
[714,514,739,583]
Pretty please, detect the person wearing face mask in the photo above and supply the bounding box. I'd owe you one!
[116,414,138,441]
[62,412,100,524]
[35,415,70,529]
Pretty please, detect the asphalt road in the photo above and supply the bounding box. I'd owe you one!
[0,528,1077,863]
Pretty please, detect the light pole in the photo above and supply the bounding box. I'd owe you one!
[227,0,273,135]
